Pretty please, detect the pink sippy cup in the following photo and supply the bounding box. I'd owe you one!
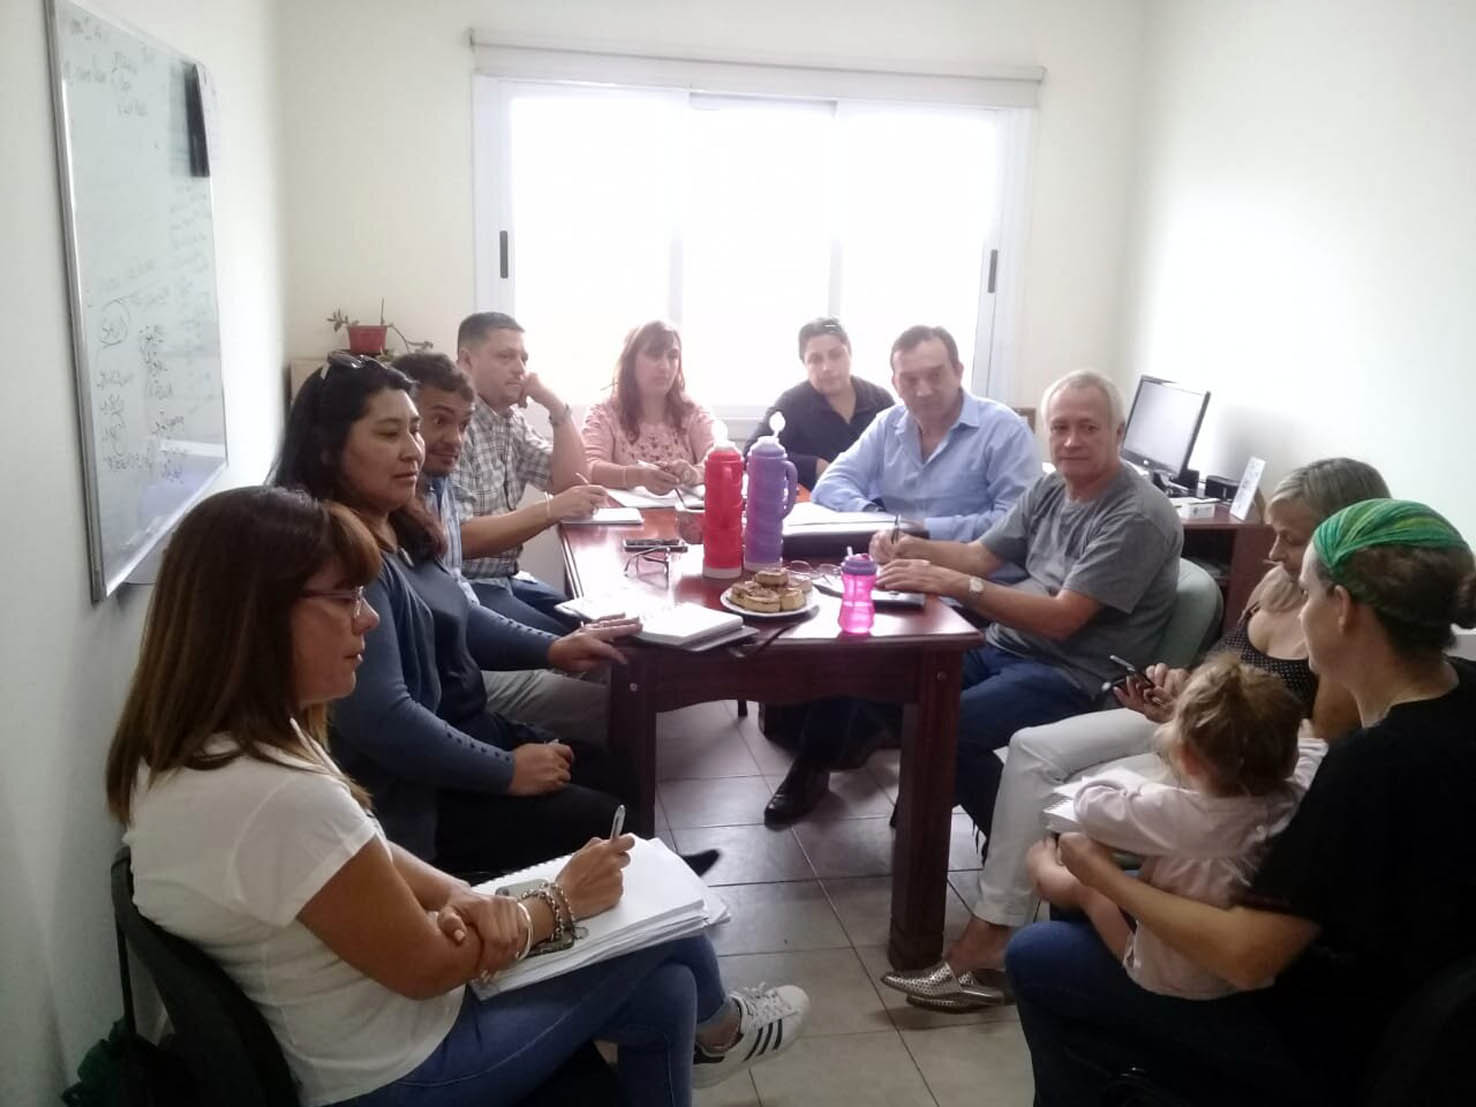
[838,553,877,635]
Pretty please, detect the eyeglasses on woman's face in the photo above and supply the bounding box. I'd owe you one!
[301,585,367,618]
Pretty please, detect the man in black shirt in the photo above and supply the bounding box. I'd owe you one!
[744,317,893,488]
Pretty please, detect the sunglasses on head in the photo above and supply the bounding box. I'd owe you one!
[318,352,385,379]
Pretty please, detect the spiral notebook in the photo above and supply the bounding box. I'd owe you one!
[469,836,724,998]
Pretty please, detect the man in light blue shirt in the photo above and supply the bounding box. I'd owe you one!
[811,325,1039,542]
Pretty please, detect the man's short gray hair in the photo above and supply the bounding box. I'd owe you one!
[1041,370,1125,429]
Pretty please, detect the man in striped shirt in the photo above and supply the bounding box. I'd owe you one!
[450,311,606,633]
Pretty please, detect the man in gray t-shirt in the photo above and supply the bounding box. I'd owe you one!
[979,464,1181,694]
[870,371,1181,839]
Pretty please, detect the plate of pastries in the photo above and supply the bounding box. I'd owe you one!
[720,566,819,619]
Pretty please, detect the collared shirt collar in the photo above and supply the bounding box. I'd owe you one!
[892,389,983,437]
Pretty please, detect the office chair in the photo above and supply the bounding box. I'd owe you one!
[1098,953,1476,1106]
[111,847,624,1106]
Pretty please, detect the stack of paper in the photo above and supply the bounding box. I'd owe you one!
[471,837,718,997]
[607,487,705,510]
[1042,766,1157,835]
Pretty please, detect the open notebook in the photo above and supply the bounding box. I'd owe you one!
[1042,765,1158,835]
[470,836,725,998]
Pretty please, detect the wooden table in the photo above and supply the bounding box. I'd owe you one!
[560,510,983,969]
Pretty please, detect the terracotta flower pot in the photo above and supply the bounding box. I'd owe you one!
[346,324,388,355]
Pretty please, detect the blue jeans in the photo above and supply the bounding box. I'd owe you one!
[1005,920,1323,1107]
[473,574,577,635]
[955,646,1094,841]
[336,935,726,1107]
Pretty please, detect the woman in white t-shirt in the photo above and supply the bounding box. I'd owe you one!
[104,486,807,1107]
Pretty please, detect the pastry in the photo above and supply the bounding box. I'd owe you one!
[754,568,789,588]
[732,586,781,613]
[778,587,805,611]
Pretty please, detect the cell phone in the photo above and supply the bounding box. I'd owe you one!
[1100,654,1145,695]
[622,537,687,551]
[493,878,545,899]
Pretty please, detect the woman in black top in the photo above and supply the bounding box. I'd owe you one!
[744,317,893,489]
[1007,498,1476,1105]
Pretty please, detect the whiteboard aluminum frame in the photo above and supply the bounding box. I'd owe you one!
[45,0,230,602]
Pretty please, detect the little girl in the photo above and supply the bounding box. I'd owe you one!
[1027,655,1326,998]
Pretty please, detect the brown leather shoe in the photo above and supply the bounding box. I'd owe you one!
[763,762,830,826]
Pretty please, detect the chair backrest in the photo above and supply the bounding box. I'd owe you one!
[1363,953,1476,1105]
[111,847,300,1107]
[1154,559,1224,670]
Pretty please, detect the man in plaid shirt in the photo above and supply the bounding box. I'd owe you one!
[452,311,606,632]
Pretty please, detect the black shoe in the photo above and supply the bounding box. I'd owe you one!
[763,762,830,827]
[680,849,721,877]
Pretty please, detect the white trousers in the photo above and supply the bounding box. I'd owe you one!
[971,708,1158,926]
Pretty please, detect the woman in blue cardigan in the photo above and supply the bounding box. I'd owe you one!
[275,355,633,875]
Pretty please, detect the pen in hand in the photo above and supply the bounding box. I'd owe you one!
[609,804,625,841]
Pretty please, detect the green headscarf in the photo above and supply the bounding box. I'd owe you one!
[1312,498,1470,586]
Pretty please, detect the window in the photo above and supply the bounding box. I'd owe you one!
[474,61,1033,419]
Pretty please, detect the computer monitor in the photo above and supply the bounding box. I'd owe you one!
[1121,376,1210,482]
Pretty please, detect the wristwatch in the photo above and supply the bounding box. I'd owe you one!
[966,575,985,600]
[547,401,572,427]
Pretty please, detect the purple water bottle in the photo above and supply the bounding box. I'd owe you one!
[839,553,877,635]
[743,436,799,571]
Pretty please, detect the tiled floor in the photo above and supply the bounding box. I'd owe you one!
[650,701,1035,1106]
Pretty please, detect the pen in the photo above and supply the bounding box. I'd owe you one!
[609,804,625,840]
[890,513,901,546]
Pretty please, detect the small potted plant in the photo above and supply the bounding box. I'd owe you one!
[327,300,433,356]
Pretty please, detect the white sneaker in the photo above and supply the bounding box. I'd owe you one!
[691,983,809,1088]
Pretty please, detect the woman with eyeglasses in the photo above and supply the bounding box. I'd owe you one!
[108,486,809,1106]
[581,321,716,494]
[743,317,894,489]
[275,356,633,877]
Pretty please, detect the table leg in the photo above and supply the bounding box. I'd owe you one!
[608,652,658,837]
[888,649,962,969]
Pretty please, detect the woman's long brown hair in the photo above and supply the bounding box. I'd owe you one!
[612,320,696,442]
[105,487,381,823]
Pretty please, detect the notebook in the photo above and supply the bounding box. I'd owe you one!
[470,836,719,997]
[607,486,705,510]
[561,507,643,526]
[635,603,744,647]
[1042,766,1157,835]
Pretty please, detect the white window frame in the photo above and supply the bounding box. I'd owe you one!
[470,38,1041,410]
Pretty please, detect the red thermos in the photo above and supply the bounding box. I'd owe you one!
[702,446,744,579]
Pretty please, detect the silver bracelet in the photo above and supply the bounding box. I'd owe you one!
[513,899,534,961]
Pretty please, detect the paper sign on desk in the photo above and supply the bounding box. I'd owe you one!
[1229,457,1265,521]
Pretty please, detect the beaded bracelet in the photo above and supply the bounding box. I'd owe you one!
[519,885,573,950]
[546,881,575,934]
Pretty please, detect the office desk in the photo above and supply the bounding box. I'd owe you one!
[560,510,983,969]
[1181,506,1274,634]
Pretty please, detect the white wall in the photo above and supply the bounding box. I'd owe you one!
[0,0,284,1100]
[277,0,1148,411]
[1122,0,1476,534]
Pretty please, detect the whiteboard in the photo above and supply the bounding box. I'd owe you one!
[47,0,228,600]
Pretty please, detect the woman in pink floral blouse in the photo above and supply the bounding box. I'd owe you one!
[581,320,715,494]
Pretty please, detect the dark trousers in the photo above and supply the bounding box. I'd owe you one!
[435,734,620,878]
[953,645,1094,846]
[1006,919,1328,1107]
[472,574,578,635]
